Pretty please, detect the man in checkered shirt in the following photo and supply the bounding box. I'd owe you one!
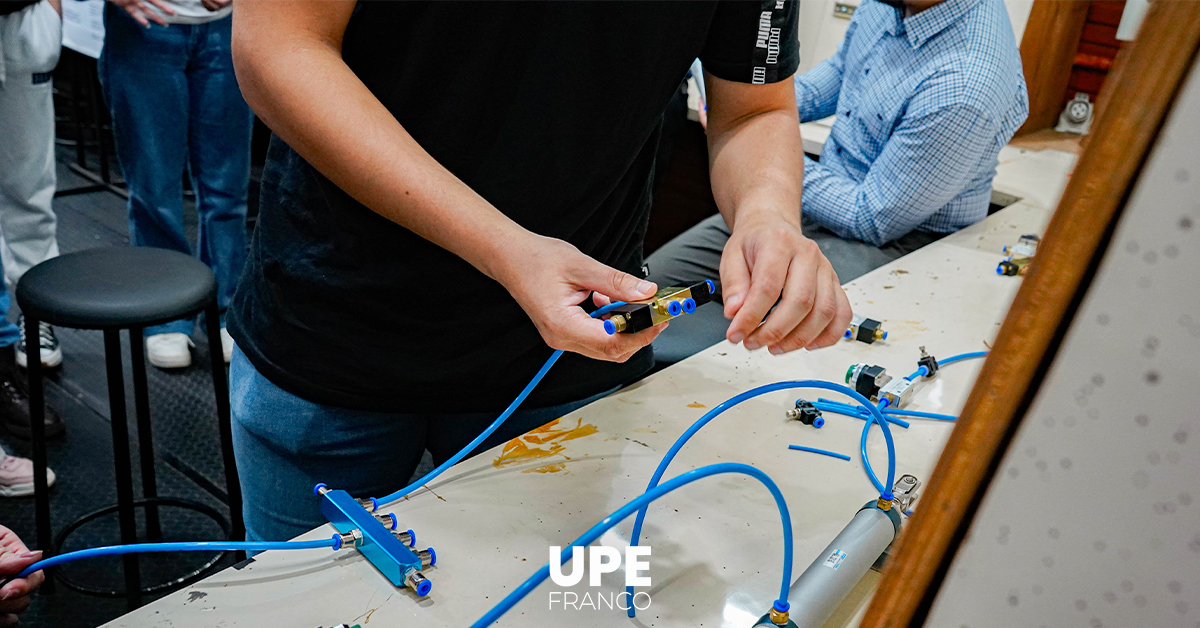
[648,0,1028,365]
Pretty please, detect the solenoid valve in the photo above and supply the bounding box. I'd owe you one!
[878,377,914,409]
[603,279,717,335]
[846,364,890,401]
[996,256,1031,276]
[785,399,825,428]
[844,314,887,344]
[1002,234,1040,258]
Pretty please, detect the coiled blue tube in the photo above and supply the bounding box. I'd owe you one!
[787,444,852,461]
[15,538,338,579]
[377,302,628,507]
[625,380,896,618]
[469,462,793,628]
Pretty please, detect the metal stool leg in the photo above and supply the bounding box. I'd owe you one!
[103,329,142,609]
[24,313,54,594]
[203,303,243,542]
[128,329,161,541]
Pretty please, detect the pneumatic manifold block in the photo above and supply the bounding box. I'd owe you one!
[603,279,717,335]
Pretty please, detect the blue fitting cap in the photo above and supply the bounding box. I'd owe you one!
[405,529,417,547]
[416,579,432,597]
[331,533,343,551]
[844,329,852,339]
[705,279,716,294]
[813,417,825,429]
[682,298,697,314]
[603,319,617,335]
[367,497,378,512]
[313,483,328,496]
[667,300,683,316]
[881,492,896,502]
[773,600,790,613]
[385,513,397,530]
[426,547,437,566]
[881,331,888,340]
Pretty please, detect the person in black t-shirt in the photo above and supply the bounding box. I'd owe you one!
[228,1,852,542]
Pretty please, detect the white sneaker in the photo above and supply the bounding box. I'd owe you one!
[0,454,56,498]
[146,333,193,369]
[220,327,235,364]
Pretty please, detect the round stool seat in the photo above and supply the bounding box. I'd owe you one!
[16,247,217,330]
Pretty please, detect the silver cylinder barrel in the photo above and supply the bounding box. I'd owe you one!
[786,505,898,628]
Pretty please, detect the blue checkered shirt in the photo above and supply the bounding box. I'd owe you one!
[796,0,1028,246]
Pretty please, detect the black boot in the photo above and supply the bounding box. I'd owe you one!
[0,345,65,439]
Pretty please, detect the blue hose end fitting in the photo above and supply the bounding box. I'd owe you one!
[406,529,416,547]
[427,547,437,566]
[814,417,825,429]
[667,300,683,316]
[331,533,343,551]
[313,483,327,496]
[705,279,716,295]
[773,600,790,613]
[843,328,852,339]
[603,319,617,335]
[367,497,378,512]
[881,331,888,340]
[416,578,432,596]
[682,297,697,314]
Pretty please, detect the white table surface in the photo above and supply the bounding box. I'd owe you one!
[102,148,1077,628]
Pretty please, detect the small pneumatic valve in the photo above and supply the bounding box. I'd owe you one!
[846,363,890,401]
[785,399,824,428]
[917,346,939,378]
[845,314,887,344]
[997,256,1031,276]
[603,279,717,335]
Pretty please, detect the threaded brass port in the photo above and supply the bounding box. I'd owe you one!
[876,496,893,511]
[769,607,790,625]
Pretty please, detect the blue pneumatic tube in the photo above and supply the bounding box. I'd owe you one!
[377,301,628,507]
[469,462,794,628]
[15,538,338,579]
[625,380,897,618]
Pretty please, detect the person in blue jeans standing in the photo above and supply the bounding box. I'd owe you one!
[99,0,250,369]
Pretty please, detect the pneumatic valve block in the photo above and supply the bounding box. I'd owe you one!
[603,279,717,335]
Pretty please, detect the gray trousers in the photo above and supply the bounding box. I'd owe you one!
[644,213,942,365]
[0,1,61,288]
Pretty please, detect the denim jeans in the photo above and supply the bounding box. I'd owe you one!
[98,5,251,336]
[229,347,618,542]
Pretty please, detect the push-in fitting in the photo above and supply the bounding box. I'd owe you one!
[393,529,416,548]
[374,512,398,530]
[333,529,364,550]
[405,569,432,596]
[418,547,437,568]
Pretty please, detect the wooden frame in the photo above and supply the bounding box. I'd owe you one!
[858,2,1200,626]
[1015,0,1092,136]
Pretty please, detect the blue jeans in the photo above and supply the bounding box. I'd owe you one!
[98,6,251,336]
[0,276,17,349]
[229,347,617,542]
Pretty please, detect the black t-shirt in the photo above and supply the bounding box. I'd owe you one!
[229,1,800,413]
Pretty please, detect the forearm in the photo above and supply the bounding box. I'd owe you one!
[708,107,804,230]
[232,14,531,284]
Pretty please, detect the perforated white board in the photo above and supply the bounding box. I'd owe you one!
[925,59,1200,627]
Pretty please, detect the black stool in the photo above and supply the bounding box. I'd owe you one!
[16,246,243,610]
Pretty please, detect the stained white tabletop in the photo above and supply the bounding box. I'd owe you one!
[102,147,1077,628]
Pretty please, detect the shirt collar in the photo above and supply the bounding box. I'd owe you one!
[886,0,981,48]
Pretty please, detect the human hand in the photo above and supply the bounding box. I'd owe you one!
[719,210,851,354]
[0,526,45,626]
[200,0,231,12]
[494,234,667,362]
[108,0,173,27]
